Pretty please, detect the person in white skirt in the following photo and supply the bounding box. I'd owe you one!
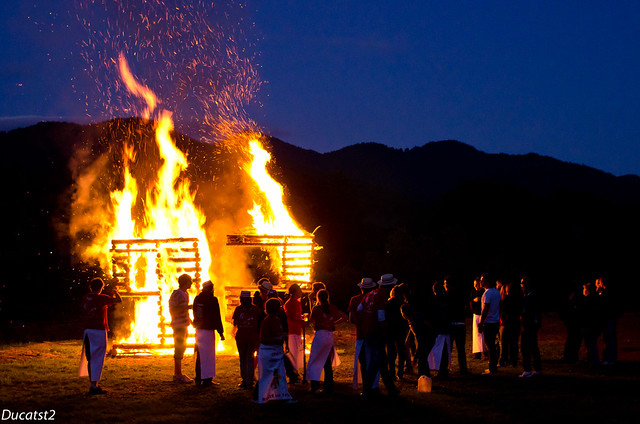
[79,278,121,395]
[470,277,487,359]
[427,281,451,379]
[284,283,306,381]
[192,280,225,387]
[254,298,295,404]
[307,289,347,394]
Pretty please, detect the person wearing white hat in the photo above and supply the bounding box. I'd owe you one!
[348,277,378,390]
[357,274,399,398]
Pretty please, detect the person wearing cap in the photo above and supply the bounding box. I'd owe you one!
[358,273,400,398]
[348,277,378,390]
[284,284,306,381]
[193,280,225,387]
[232,290,261,388]
[169,273,193,383]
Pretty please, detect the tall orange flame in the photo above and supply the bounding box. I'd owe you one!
[108,54,213,351]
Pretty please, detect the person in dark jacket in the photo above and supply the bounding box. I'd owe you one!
[470,277,487,359]
[429,281,451,379]
[400,302,436,379]
[444,276,470,375]
[386,283,409,380]
[500,281,522,368]
[519,277,541,377]
[578,282,602,368]
[559,282,582,363]
[232,290,261,388]
[193,280,225,387]
[596,276,620,365]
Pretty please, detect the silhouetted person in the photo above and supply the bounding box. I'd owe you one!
[444,276,470,375]
[500,281,522,368]
[348,277,378,390]
[260,288,301,384]
[400,302,436,379]
[284,283,306,381]
[428,281,451,379]
[596,276,620,365]
[307,289,347,394]
[519,277,542,377]
[80,277,122,395]
[578,282,601,368]
[304,281,326,315]
[358,274,400,398]
[169,273,193,383]
[560,282,582,363]
[253,277,272,312]
[479,276,500,374]
[232,290,261,388]
[386,283,409,380]
[254,298,294,403]
[193,280,225,387]
[471,277,486,360]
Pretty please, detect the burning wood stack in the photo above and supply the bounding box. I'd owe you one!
[224,234,317,319]
[109,238,203,354]
[71,50,317,357]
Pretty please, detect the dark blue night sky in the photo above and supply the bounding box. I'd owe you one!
[2,1,640,176]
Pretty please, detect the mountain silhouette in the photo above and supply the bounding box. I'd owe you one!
[1,119,638,341]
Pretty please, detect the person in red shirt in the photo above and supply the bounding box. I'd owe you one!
[79,277,121,395]
[358,274,400,398]
[348,277,377,390]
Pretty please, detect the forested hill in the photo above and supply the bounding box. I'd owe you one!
[1,120,639,342]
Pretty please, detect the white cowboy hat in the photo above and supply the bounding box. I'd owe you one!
[258,278,273,291]
[378,274,398,286]
[357,277,377,289]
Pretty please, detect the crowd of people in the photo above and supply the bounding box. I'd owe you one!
[79,272,621,403]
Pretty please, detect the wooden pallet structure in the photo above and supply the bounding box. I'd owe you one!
[224,234,317,319]
[109,237,203,354]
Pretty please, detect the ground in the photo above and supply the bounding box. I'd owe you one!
[1,313,639,424]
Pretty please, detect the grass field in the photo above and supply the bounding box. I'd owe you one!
[1,313,639,424]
